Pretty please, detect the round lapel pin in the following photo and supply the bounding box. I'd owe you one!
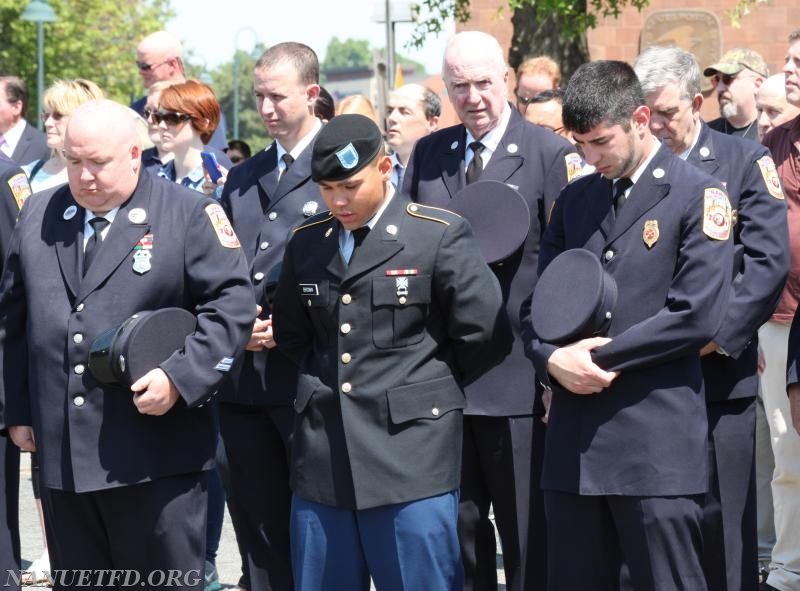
[63,205,77,220]
[128,208,147,224]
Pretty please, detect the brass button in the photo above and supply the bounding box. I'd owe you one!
[74,364,85,375]
[341,294,352,305]
[340,323,351,334]
[341,382,352,393]
[341,353,352,364]
[431,407,440,417]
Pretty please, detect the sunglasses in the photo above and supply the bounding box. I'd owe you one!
[136,58,171,72]
[516,94,536,108]
[40,111,65,123]
[145,110,192,126]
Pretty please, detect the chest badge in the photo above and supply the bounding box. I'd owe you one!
[132,233,154,274]
[396,277,409,305]
[643,220,659,249]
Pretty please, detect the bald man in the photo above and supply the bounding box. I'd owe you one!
[0,99,254,585]
[405,31,580,591]
[132,31,228,150]
[756,74,800,140]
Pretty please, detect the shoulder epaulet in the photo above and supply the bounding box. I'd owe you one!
[405,203,461,226]
[293,211,334,233]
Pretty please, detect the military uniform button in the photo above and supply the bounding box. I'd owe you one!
[604,250,614,261]
[341,353,352,364]
[340,323,351,334]
[73,396,85,407]
[259,241,269,250]
[73,333,84,344]
[74,364,85,375]
[341,294,352,304]
[341,382,352,393]
[75,303,85,312]
[431,407,440,416]
[254,272,265,281]
[268,212,278,221]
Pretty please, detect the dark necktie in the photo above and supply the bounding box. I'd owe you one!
[84,217,110,275]
[349,226,370,265]
[613,178,633,215]
[395,163,405,190]
[466,141,485,185]
[279,153,294,181]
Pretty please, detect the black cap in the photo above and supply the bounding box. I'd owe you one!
[450,180,530,264]
[88,308,197,387]
[311,114,384,182]
[531,249,617,345]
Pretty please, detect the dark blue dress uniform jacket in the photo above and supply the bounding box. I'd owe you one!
[690,122,789,401]
[272,193,512,510]
[404,107,579,416]
[0,172,255,493]
[219,140,324,406]
[528,144,734,496]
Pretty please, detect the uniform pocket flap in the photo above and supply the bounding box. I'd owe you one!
[387,375,465,424]
[372,276,431,306]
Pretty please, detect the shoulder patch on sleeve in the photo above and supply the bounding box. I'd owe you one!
[7,173,31,210]
[565,153,584,182]
[204,203,241,248]
[405,203,458,225]
[756,155,784,199]
[293,211,334,233]
[703,187,732,241]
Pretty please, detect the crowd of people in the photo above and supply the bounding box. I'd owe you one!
[0,22,797,591]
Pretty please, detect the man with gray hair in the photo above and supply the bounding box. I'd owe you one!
[704,48,768,141]
[385,84,440,189]
[634,45,788,591]
[405,30,580,591]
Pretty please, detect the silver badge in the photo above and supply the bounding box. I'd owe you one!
[336,143,359,169]
[63,205,77,220]
[450,141,459,151]
[386,224,398,235]
[302,201,319,217]
[652,168,665,179]
[325,227,333,238]
[396,277,409,302]
[128,208,146,224]
[508,143,519,154]
[699,146,710,158]
[132,250,152,275]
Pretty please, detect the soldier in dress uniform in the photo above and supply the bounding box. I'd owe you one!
[272,114,512,591]
[525,60,734,591]
[634,46,789,591]
[0,99,254,587]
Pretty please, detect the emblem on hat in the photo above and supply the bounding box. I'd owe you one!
[643,220,659,249]
[63,205,77,220]
[336,143,359,169]
[302,201,319,217]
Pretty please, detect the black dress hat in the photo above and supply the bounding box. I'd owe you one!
[88,308,197,387]
[450,180,530,264]
[531,249,617,345]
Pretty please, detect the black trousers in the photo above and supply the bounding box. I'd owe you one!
[41,471,207,589]
[701,397,758,591]
[459,414,545,591]
[1,435,20,591]
[548,490,706,591]
[220,402,294,591]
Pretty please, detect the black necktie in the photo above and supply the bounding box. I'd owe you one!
[613,178,633,215]
[395,163,404,190]
[349,226,370,265]
[279,153,294,181]
[466,141,485,185]
[84,217,110,275]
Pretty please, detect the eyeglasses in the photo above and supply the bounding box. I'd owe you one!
[711,69,759,87]
[146,110,192,126]
[516,94,535,109]
[136,58,172,72]
[40,111,65,123]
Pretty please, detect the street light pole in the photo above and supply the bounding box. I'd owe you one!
[21,0,58,130]
[233,27,258,140]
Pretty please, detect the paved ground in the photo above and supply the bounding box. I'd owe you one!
[18,454,506,589]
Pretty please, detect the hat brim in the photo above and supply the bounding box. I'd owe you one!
[703,63,744,77]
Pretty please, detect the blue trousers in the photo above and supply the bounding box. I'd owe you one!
[291,491,463,591]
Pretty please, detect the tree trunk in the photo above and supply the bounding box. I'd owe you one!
[509,4,590,84]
